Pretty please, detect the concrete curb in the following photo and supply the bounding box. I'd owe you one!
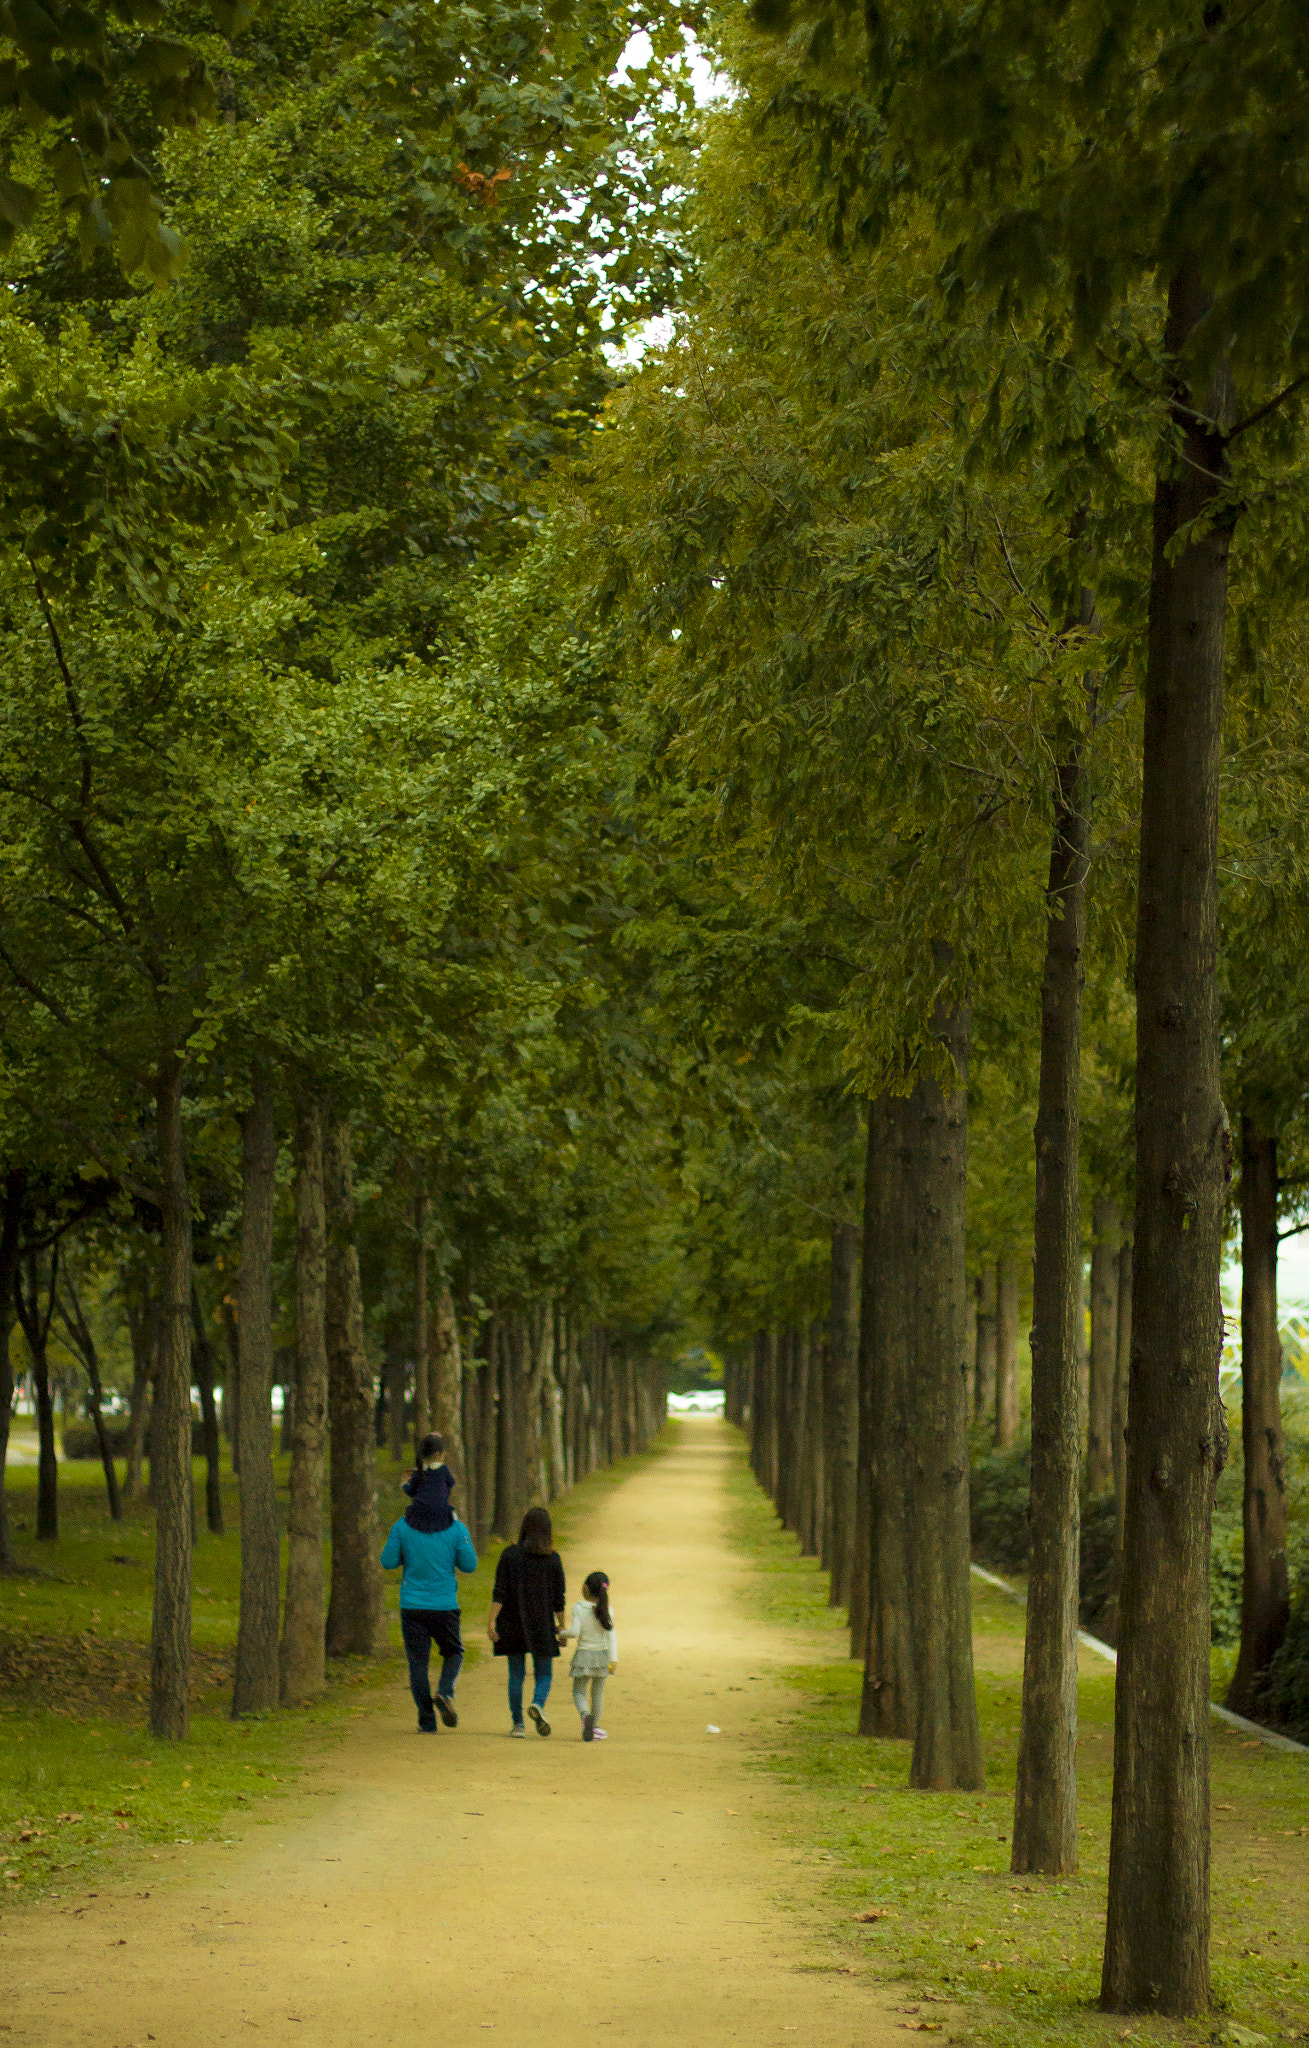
[969,1562,1308,1757]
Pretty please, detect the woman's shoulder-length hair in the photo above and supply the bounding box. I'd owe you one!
[518,1505,554,1555]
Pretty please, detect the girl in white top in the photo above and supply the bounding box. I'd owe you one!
[568,1570,617,1742]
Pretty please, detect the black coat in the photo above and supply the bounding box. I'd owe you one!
[492,1544,566,1659]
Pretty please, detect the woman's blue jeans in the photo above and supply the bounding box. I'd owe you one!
[506,1653,552,1724]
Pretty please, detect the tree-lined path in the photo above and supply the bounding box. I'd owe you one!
[9,1420,903,2048]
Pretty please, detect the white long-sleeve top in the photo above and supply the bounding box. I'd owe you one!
[569,1599,617,1671]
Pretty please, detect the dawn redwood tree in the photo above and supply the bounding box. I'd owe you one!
[1012,714,1092,1875]
[1086,1193,1121,1493]
[232,1063,280,1716]
[13,1248,60,1541]
[739,0,1309,2005]
[904,988,984,1792]
[324,1111,384,1659]
[1224,1101,1290,1718]
[280,1099,328,1702]
[859,1094,916,1740]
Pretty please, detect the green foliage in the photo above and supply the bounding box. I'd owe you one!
[1256,1570,1309,1743]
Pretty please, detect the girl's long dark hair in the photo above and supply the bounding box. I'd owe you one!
[410,1431,444,1494]
[583,1571,612,1631]
[519,1505,553,1555]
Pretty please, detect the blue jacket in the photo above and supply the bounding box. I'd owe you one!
[380,1516,478,1610]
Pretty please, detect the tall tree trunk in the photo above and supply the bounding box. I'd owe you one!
[26,1279,58,1543]
[323,1111,384,1659]
[850,1115,877,1662]
[190,1289,223,1535]
[0,1171,22,1570]
[281,1100,329,1703]
[232,1064,280,1716]
[1101,263,1232,2020]
[475,1329,498,1553]
[1102,1238,1135,1645]
[429,1280,465,1475]
[802,1321,824,1556]
[907,987,984,1791]
[120,1287,153,1506]
[60,1277,123,1523]
[778,1326,798,1528]
[412,1191,429,1450]
[1111,1240,1133,1559]
[384,1321,406,1469]
[994,1258,1019,1449]
[1012,729,1090,1876]
[1225,1108,1289,1715]
[860,1092,917,1740]
[1087,1196,1121,1493]
[494,1319,519,1538]
[973,1268,997,1429]
[151,1051,194,1741]
[1075,1252,1090,1451]
[222,1296,241,1478]
[749,1329,768,1485]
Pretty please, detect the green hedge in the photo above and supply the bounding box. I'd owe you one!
[62,1417,206,1460]
[1255,1571,1309,1740]
[969,1439,1242,1639]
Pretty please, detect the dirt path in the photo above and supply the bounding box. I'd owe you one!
[16,1419,904,2048]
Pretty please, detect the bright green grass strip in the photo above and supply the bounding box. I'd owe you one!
[723,1434,1309,2048]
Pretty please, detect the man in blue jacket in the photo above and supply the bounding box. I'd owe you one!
[381,1509,478,1733]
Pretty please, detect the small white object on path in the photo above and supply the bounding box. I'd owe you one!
[706,1724,721,1733]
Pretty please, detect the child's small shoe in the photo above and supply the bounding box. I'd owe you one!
[592,1728,608,1740]
[582,1712,595,1742]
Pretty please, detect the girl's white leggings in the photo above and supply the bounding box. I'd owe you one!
[572,1674,606,1721]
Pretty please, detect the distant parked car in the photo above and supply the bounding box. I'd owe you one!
[667,1389,725,1414]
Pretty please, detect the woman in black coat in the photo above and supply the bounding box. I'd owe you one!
[488,1505,566,1737]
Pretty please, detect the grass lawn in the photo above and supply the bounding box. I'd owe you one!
[0,1426,669,1907]
[725,1443,1309,2048]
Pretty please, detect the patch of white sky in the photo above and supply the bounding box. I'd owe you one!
[600,26,731,365]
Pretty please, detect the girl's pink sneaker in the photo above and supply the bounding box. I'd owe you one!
[592,1728,608,1740]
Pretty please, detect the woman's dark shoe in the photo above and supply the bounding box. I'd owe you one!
[528,1704,551,1738]
[435,1694,458,1728]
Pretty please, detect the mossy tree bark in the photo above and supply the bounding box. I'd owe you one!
[324,1110,385,1659]
[281,1100,328,1703]
[860,1093,916,1740]
[1225,1107,1290,1716]
[1012,735,1090,1875]
[1101,264,1232,2020]
[1087,1196,1121,1493]
[151,1051,194,1741]
[232,1063,281,1716]
[907,991,984,1792]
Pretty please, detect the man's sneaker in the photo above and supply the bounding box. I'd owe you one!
[510,1722,527,1738]
[592,1728,608,1740]
[528,1704,551,1738]
[582,1712,595,1742]
[435,1694,458,1728]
